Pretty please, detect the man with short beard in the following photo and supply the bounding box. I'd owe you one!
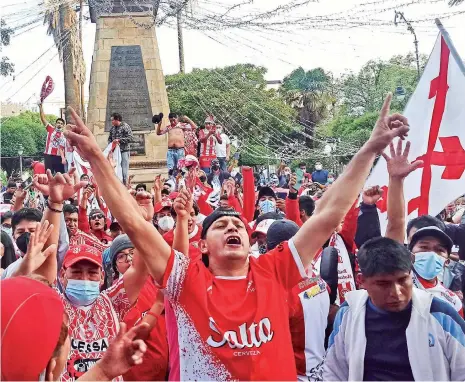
[65,94,410,379]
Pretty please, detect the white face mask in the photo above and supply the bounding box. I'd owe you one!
[158,215,175,231]
[315,165,322,171]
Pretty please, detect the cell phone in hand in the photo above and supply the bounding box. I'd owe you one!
[295,169,304,190]
[21,177,33,191]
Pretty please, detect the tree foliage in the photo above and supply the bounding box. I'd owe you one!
[340,53,425,116]
[166,64,298,149]
[0,111,57,157]
[279,67,336,147]
[1,19,14,77]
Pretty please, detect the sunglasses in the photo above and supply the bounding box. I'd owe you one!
[90,214,105,220]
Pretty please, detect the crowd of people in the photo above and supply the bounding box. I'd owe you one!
[2,93,465,381]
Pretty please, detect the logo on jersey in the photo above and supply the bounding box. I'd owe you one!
[303,281,326,299]
[207,317,274,349]
[428,333,435,347]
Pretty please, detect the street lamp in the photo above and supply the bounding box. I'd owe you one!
[263,136,270,181]
[395,86,406,101]
[18,145,24,176]
[394,11,421,78]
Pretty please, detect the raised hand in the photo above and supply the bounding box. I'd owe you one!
[366,93,410,154]
[289,173,297,193]
[48,169,87,203]
[11,188,27,206]
[22,221,57,274]
[64,107,101,161]
[135,191,154,222]
[382,140,423,180]
[153,174,162,192]
[173,188,193,219]
[362,186,384,205]
[94,322,149,380]
[276,198,286,213]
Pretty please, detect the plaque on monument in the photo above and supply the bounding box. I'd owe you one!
[130,133,146,156]
[105,45,153,132]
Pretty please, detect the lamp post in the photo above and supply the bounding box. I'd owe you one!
[264,136,270,181]
[18,145,24,177]
[394,11,421,78]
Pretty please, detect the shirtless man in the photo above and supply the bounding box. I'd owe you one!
[155,112,197,176]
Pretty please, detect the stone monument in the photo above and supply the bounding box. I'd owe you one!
[87,0,169,183]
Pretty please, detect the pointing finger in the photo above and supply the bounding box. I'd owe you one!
[379,93,392,118]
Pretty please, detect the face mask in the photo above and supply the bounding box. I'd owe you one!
[158,215,175,231]
[259,199,276,214]
[328,178,334,184]
[65,279,100,306]
[16,232,31,255]
[2,226,12,237]
[199,176,207,183]
[413,251,446,280]
[315,165,322,171]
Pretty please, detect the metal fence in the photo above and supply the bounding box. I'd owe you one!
[1,155,44,178]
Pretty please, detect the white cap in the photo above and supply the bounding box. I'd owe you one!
[251,219,275,238]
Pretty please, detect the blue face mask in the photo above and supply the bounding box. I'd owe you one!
[259,199,276,214]
[413,251,446,280]
[65,279,100,306]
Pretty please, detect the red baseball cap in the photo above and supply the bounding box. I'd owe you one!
[1,276,64,381]
[154,199,173,213]
[63,244,103,269]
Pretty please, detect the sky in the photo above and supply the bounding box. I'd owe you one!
[1,0,465,115]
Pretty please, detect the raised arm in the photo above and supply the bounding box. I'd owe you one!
[65,108,172,285]
[172,188,192,256]
[39,103,48,126]
[183,116,198,130]
[383,140,423,243]
[293,94,410,269]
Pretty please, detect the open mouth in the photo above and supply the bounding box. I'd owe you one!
[226,235,242,246]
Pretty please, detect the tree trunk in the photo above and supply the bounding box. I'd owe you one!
[59,4,81,123]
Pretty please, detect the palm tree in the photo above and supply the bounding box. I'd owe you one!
[279,67,335,148]
[44,0,85,121]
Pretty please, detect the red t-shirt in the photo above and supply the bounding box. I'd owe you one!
[123,279,169,381]
[44,124,66,156]
[163,224,202,261]
[162,239,306,380]
[58,278,131,381]
[31,161,46,175]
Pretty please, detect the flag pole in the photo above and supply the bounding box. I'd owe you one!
[435,18,465,76]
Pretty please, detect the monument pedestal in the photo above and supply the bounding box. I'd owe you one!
[87,11,169,183]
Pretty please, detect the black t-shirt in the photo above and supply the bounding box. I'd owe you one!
[2,192,14,204]
[363,299,415,381]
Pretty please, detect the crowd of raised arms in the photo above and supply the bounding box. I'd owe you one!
[2,93,465,381]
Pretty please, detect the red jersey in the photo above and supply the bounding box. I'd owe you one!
[58,278,132,381]
[288,277,329,381]
[69,229,107,253]
[163,224,202,261]
[44,124,66,156]
[198,129,219,168]
[123,279,169,381]
[162,239,306,380]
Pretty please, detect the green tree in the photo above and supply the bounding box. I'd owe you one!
[1,19,15,77]
[340,53,425,115]
[166,64,298,151]
[0,111,57,157]
[279,67,336,147]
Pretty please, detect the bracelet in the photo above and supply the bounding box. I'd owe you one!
[46,201,63,213]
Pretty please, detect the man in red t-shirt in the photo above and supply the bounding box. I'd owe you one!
[65,93,410,381]
[24,159,46,176]
[39,102,66,174]
[198,115,222,174]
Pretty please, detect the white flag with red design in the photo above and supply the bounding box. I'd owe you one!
[365,32,465,233]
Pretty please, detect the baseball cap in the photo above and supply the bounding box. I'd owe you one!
[267,219,300,250]
[1,276,64,381]
[257,186,276,201]
[409,226,453,254]
[251,219,276,239]
[63,244,103,269]
[154,199,173,213]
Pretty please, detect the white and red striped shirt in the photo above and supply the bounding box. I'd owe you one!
[198,129,219,168]
[44,123,66,156]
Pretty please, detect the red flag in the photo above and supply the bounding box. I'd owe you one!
[40,76,54,103]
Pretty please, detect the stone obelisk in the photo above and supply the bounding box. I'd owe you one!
[87,0,168,183]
